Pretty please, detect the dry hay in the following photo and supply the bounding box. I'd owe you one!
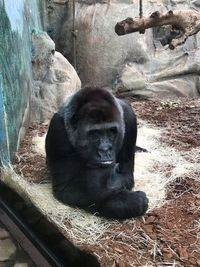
[1,120,199,266]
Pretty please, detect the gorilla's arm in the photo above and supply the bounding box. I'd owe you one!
[85,169,148,219]
[111,100,137,190]
[45,113,81,199]
[118,100,137,173]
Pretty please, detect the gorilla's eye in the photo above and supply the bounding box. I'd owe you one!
[91,129,101,135]
[108,127,117,135]
[88,129,101,139]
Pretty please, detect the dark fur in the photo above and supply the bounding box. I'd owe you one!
[45,87,148,219]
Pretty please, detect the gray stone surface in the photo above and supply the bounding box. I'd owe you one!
[0,229,10,240]
[14,263,28,267]
[0,239,16,261]
[44,0,200,98]
[31,31,81,122]
[0,263,12,267]
[0,223,35,267]
[39,0,68,46]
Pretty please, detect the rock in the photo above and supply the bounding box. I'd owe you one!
[115,63,146,94]
[14,263,28,267]
[0,263,12,267]
[31,31,81,122]
[45,0,200,98]
[115,50,200,98]
[32,31,55,67]
[0,228,10,239]
[59,0,151,87]
[39,0,69,45]
[0,239,16,261]
[191,0,200,7]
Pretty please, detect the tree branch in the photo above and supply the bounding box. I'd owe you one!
[115,10,200,49]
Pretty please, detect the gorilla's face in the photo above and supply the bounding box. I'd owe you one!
[66,88,125,168]
[76,121,119,168]
[72,101,123,168]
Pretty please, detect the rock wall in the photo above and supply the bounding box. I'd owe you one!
[0,0,41,163]
[39,0,68,48]
[44,0,200,98]
[0,0,81,163]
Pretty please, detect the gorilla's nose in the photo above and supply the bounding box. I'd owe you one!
[98,144,112,159]
[99,143,112,152]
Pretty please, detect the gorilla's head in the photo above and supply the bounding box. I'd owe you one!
[59,87,125,168]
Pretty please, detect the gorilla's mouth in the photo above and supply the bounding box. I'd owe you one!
[88,161,114,168]
[100,161,113,166]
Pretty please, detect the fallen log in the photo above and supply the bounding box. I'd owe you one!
[115,10,200,49]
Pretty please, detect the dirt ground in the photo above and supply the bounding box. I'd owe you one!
[13,97,200,267]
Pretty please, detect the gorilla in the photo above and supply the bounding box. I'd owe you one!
[45,87,148,219]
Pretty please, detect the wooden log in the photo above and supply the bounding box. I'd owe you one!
[115,10,200,49]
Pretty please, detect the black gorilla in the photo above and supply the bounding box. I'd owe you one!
[45,87,148,219]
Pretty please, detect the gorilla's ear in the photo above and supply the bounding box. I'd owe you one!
[58,97,79,146]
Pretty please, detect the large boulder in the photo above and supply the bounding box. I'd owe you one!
[52,0,200,98]
[114,49,200,98]
[31,31,81,122]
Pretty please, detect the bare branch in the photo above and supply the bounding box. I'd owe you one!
[115,10,200,49]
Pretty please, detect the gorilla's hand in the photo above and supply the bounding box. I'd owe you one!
[98,190,148,219]
[109,164,134,190]
[129,191,149,217]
